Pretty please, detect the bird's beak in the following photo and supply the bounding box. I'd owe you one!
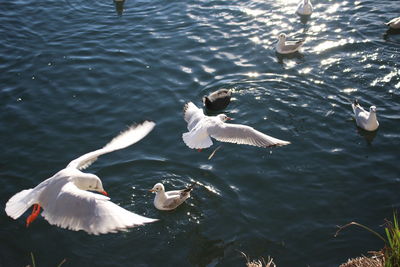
[226,117,233,121]
[149,189,155,193]
[101,191,109,196]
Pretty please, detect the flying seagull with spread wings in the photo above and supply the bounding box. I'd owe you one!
[5,121,158,235]
[182,102,290,150]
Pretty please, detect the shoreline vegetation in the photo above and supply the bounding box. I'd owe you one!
[335,212,399,267]
[240,251,276,267]
[26,252,66,267]
[24,213,399,267]
[238,212,399,267]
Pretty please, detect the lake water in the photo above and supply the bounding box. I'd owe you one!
[1,0,400,266]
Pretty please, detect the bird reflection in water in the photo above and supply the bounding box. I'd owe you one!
[298,14,311,24]
[275,51,304,65]
[383,28,400,41]
[114,0,125,16]
[356,126,378,145]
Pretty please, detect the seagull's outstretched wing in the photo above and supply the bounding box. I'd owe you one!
[67,121,156,170]
[209,123,290,148]
[183,102,205,131]
[41,183,157,235]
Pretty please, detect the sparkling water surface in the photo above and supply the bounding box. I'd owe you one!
[1,0,400,266]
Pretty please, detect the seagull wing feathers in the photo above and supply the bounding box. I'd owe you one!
[41,182,157,235]
[67,121,155,170]
[183,102,205,131]
[209,123,290,148]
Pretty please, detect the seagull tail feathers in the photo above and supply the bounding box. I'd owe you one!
[352,99,359,113]
[5,189,34,219]
[182,132,213,149]
[183,182,197,193]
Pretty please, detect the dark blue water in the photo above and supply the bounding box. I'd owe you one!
[1,0,400,266]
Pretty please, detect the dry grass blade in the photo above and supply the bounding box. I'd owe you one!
[239,251,276,267]
[338,255,384,267]
[335,222,386,243]
[208,145,222,160]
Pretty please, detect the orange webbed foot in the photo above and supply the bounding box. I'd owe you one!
[26,204,41,227]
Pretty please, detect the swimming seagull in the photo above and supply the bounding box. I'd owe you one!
[203,89,232,111]
[352,100,379,131]
[386,17,400,29]
[5,121,158,235]
[296,0,313,16]
[149,182,196,211]
[182,102,290,150]
[276,33,305,55]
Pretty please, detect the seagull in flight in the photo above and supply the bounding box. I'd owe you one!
[5,121,158,235]
[182,102,290,150]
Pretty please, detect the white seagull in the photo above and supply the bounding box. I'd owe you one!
[276,33,305,55]
[5,121,158,235]
[182,102,290,150]
[352,100,379,131]
[149,182,195,211]
[386,17,400,29]
[296,0,313,16]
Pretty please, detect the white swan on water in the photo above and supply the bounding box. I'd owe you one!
[5,121,158,235]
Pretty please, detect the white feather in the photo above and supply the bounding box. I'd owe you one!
[67,121,155,170]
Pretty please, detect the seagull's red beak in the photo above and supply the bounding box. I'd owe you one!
[101,191,108,196]
[226,117,233,121]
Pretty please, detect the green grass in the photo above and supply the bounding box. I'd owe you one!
[335,212,400,267]
[384,213,400,267]
[28,252,67,267]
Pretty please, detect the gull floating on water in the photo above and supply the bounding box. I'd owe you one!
[386,17,400,29]
[5,121,158,235]
[276,33,305,55]
[296,0,313,16]
[352,100,379,131]
[182,102,290,150]
[203,89,232,111]
[149,182,195,211]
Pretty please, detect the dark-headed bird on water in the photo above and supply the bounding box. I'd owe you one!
[203,89,232,111]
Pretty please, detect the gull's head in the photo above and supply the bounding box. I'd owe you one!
[74,174,108,196]
[370,106,377,113]
[217,114,232,122]
[149,183,165,193]
[278,33,286,42]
